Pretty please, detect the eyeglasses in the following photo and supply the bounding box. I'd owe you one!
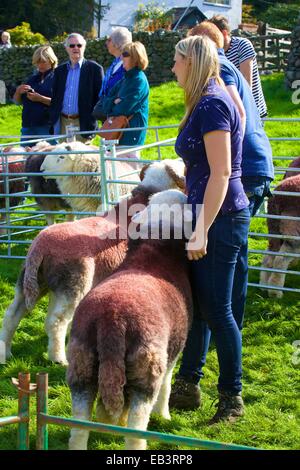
[122,51,130,58]
[69,44,83,49]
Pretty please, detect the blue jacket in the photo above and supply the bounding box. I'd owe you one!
[22,68,54,127]
[218,48,274,179]
[99,67,149,146]
[49,59,104,136]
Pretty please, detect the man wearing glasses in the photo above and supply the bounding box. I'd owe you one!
[50,33,104,142]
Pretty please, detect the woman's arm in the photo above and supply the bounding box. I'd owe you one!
[26,91,51,106]
[187,130,231,260]
[109,75,148,116]
[13,84,32,104]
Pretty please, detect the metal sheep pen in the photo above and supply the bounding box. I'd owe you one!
[0,120,299,295]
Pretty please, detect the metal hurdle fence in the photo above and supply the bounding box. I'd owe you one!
[0,371,260,450]
[0,120,300,295]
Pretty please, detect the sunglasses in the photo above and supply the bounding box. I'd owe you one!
[69,44,83,49]
[122,51,130,58]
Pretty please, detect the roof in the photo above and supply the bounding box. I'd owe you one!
[166,6,207,29]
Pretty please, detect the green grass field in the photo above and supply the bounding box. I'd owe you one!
[0,73,299,450]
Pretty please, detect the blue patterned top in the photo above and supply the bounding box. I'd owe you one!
[175,80,249,215]
[99,57,125,97]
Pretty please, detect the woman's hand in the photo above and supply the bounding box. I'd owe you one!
[16,84,32,95]
[186,230,208,261]
[26,91,41,102]
[114,97,121,104]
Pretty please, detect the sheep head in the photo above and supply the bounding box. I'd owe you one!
[131,189,191,239]
[140,159,186,192]
[40,141,90,178]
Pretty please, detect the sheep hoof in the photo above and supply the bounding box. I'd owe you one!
[48,355,68,366]
[268,289,283,299]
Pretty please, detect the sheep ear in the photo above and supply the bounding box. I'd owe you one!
[165,164,186,190]
[139,163,151,181]
[65,145,72,151]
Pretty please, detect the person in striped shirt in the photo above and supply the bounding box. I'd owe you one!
[210,15,268,119]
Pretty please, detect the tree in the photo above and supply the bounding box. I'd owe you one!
[134,1,171,32]
[0,0,95,39]
[94,1,110,38]
[7,22,46,46]
[244,0,300,16]
[259,3,300,31]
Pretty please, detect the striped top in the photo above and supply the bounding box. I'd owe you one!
[225,36,267,118]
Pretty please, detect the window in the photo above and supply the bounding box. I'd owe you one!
[203,0,231,5]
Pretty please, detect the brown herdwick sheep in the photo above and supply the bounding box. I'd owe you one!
[67,189,193,450]
[0,159,185,364]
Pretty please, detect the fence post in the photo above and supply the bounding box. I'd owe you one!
[36,373,48,450]
[99,140,109,213]
[108,140,120,204]
[17,372,31,450]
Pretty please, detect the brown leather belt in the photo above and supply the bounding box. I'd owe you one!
[61,113,80,119]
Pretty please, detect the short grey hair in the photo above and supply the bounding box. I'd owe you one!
[110,27,132,50]
[64,33,86,48]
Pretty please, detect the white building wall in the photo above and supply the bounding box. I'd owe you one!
[100,0,242,38]
[201,1,242,30]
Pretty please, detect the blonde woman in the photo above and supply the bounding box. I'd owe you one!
[169,35,250,423]
[13,45,58,144]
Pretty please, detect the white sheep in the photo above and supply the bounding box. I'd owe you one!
[0,159,185,365]
[67,189,193,451]
[40,141,139,213]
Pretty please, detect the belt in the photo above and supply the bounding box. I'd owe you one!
[61,113,79,119]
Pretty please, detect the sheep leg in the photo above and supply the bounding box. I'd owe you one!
[152,361,177,420]
[45,214,55,226]
[125,392,157,451]
[267,241,295,298]
[69,389,96,450]
[259,254,275,288]
[45,292,76,365]
[0,283,28,359]
[0,212,7,235]
[66,213,75,222]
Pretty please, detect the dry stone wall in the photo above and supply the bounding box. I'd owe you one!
[0,30,184,93]
[285,16,300,88]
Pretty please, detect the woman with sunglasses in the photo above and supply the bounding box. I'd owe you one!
[170,35,250,424]
[94,41,149,149]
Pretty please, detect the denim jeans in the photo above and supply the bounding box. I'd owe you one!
[21,126,57,146]
[242,176,272,217]
[178,207,250,394]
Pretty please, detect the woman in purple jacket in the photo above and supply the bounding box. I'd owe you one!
[170,35,250,424]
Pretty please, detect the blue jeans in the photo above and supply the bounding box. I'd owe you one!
[21,126,57,146]
[178,207,250,394]
[242,176,272,217]
[231,176,273,326]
